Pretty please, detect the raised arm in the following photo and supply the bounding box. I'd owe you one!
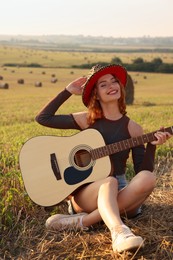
[35,77,87,130]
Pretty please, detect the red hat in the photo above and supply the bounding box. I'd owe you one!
[82,64,127,107]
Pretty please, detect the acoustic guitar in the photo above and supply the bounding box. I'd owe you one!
[19,126,173,206]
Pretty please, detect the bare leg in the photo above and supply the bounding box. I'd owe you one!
[118,170,156,216]
[72,170,156,229]
[72,177,122,228]
[46,170,155,253]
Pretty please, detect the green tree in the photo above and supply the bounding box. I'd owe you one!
[133,57,144,64]
[151,57,163,65]
[111,57,123,65]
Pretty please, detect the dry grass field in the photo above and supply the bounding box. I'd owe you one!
[1,45,173,68]
[0,52,173,260]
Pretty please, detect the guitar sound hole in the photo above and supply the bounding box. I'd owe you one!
[74,149,91,167]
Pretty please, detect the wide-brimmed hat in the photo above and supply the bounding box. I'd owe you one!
[82,64,127,106]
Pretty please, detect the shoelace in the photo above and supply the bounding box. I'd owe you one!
[59,215,88,231]
[111,226,134,242]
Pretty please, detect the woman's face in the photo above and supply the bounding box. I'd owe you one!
[96,74,121,104]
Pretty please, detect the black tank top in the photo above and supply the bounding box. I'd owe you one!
[89,115,131,176]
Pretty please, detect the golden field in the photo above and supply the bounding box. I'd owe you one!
[0,46,173,259]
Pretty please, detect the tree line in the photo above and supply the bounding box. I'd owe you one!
[73,57,173,73]
[3,57,173,73]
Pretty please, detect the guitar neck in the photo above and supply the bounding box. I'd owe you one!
[91,126,173,160]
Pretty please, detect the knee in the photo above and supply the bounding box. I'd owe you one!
[104,176,118,187]
[98,176,118,195]
[137,170,156,193]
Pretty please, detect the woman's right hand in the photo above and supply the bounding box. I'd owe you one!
[66,77,87,95]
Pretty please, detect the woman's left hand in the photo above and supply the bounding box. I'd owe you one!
[151,129,172,145]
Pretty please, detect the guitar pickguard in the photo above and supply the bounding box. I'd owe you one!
[64,166,93,185]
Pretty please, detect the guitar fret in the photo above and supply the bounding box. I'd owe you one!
[132,139,136,146]
[91,149,97,160]
[98,148,104,158]
[120,141,125,150]
[105,148,108,156]
[142,135,148,143]
[91,149,95,160]
[135,137,140,146]
[114,143,118,152]
[124,140,128,148]
[149,132,156,142]
[94,148,99,159]
[132,137,137,147]
[94,149,98,159]
[105,146,110,156]
[102,148,106,156]
[98,149,102,158]
[107,144,113,155]
[111,143,115,152]
[123,140,129,149]
[103,148,106,156]
[146,134,150,142]
[120,142,125,151]
[128,138,133,148]
[138,135,143,145]
[116,142,122,151]
[109,144,115,154]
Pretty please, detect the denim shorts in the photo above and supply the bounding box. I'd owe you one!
[116,174,128,191]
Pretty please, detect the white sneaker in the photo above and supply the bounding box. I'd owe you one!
[45,212,88,231]
[111,225,144,253]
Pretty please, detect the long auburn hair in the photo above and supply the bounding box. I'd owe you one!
[86,79,127,126]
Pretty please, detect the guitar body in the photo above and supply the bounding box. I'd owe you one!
[19,129,111,206]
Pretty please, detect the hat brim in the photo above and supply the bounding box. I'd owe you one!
[82,64,127,107]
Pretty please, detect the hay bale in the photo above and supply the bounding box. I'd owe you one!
[125,74,134,105]
[18,79,24,84]
[0,75,3,80]
[35,82,42,87]
[51,78,58,83]
[0,83,9,89]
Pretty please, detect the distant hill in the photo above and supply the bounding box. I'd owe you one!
[0,35,173,51]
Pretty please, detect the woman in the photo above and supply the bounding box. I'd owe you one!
[35,64,171,253]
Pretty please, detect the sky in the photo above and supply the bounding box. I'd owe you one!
[0,0,172,37]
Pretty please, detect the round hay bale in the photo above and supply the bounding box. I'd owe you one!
[18,79,24,84]
[0,83,9,89]
[125,74,134,105]
[0,76,3,80]
[35,82,42,87]
[51,78,58,83]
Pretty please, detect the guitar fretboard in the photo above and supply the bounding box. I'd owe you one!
[91,126,173,160]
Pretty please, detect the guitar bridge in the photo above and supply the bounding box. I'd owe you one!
[50,153,61,180]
